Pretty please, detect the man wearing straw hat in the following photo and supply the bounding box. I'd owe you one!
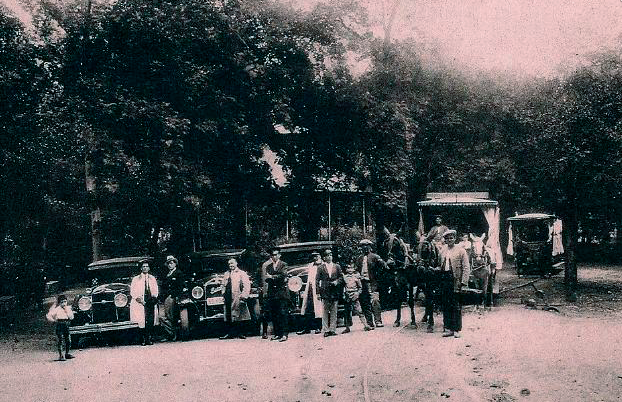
[160,255,184,341]
[439,229,470,338]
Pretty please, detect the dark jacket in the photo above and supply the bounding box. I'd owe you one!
[263,259,289,300]
[316,263,344,301]
[354,252,387,292]
[162,267,185,299]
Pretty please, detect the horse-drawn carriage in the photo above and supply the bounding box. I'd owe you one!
[383,192,502,329]
[416,192,502,302]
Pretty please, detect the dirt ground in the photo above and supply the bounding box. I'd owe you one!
[1,263,622,402]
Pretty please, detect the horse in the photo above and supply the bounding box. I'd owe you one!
[382,227,418,328]
[413,233,442,332]
[468,233,495,308]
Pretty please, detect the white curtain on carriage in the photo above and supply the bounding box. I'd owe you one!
[482,206,503,267]
[552,219,564,256]
[417,209,425,235]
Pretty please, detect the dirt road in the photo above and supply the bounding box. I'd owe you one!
[2,265,622,402]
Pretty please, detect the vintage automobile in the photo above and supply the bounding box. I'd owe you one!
[507,213,565,277]
[70,257,151,343]
[278,241,337,326]
[177,249,260,340]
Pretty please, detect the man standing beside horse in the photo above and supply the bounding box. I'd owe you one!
[439,229,470,338]
[355,239,388,328]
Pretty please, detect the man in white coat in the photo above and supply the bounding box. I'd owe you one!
[220,258,252,340]
[296,251,323,335]
[130,259,159,346]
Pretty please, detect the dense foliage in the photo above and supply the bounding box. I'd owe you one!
[1,0,621,301]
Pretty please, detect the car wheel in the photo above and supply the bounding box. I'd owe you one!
[179,308,191,341]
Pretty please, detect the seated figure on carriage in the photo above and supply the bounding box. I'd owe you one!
[425,215,449,250]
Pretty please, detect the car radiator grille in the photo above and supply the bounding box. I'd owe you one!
[91,292,130,323]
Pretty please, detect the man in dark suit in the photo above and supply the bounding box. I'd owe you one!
[354,239,388,328]
[263,248,289,342]
[316,249,343,337]
[160,255,184,341]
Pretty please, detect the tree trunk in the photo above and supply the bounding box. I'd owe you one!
[382,0,402,47]
[563,180,579,302]
[564,211,578,302]
[85,151,101,262]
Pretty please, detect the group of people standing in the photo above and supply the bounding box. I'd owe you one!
[257,239,389,341]
[46,220,473,360]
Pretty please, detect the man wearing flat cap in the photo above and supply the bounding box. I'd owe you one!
[297,251,323,335]
[160,255,184,341]
[315,249,343,337]
[439,229,470,338]
[354,239,388,328]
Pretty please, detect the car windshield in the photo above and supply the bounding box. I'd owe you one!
[280,250,327,266]
[88,266,137,284]
[187,257,231,274]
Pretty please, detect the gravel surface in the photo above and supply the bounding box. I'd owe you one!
[2,264,622,402]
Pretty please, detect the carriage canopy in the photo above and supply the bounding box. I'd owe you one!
[417,192,503,267]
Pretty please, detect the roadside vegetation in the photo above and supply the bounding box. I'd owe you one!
[1,0,621,302]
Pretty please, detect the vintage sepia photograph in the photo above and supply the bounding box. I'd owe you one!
[1,0,622,401]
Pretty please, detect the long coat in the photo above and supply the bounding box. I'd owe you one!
[316,263,344,301]
[130,274,159,329]
[300,262,323,318]
[222,268,252,322]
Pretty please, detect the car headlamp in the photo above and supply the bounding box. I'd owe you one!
[78,296,92,311]
[191,286,204,299]
[287,276,303,293]
[114,293,128,308]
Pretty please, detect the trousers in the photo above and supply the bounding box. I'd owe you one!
[360,281,383,327]
[160,295,178,340]
[321,299,338,333]
[267,298,289,337]
[343,299,367,328]
[441,271,462,332]
[55,321,70,356]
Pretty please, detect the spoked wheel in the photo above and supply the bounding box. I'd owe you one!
[179,308,191,341]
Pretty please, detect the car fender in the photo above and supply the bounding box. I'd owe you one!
[178,298,197,308]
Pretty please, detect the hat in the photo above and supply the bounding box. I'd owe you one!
[270,248,280,256]
[443,229,457,238]
[139,258,150,264]
[359,239,373,246]
[311,251,321,257]
[166,255,178,264]
[323,249,332,256]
